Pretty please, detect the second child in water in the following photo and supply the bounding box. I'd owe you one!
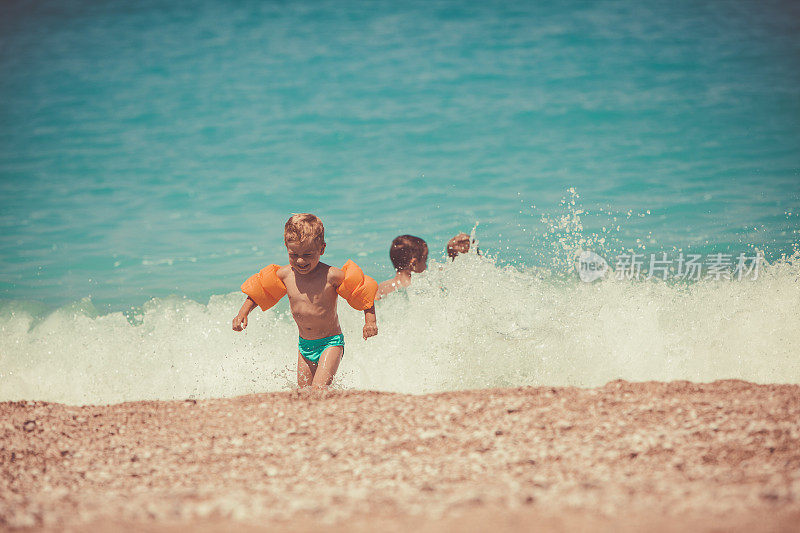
[376,234,428,300]
[232,213,378,389]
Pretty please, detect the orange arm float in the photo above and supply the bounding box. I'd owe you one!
[241,264,287,311]
[337,260,378,310]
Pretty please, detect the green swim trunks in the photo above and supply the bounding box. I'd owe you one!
[298,333,345,363]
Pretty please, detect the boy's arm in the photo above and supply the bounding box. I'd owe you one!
[232,297,258,331]
[363,305,377,339]
[332,263,377,338]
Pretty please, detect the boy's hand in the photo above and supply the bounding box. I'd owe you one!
[232,314,248,331]
[233,297,257,332]
[363,304,377,340]
[363,323,378,339]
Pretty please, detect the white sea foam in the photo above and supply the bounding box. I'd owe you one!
[2,252,799,405]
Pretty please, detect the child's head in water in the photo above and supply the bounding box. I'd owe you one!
[447,233,472,260]
[390,235,428,273]
[375,235,428,299]
[284,213,326,275]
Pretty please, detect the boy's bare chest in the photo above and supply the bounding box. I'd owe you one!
[284,276,338,308]
[286,287,337,307]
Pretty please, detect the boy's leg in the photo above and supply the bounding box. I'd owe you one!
[297,351,315,388]
[310,345,343,389]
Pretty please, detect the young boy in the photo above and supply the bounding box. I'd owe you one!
[376,234,428,300]
[232,214,378,389]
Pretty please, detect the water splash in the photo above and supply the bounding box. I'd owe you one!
[2,253,799,405]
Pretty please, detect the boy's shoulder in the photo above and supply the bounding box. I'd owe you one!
[376,277,402,300]
[324,263,345,286]
[276,264,293,279]
[376,278,395,293]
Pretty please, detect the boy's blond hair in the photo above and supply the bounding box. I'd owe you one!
[284,213,325,246]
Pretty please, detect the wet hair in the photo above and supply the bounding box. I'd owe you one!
[284,213,325,247]
[447,233,471,259]
[390,235,428,271]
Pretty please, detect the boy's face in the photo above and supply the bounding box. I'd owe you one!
[286,240,325,275]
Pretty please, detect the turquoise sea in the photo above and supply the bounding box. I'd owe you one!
[1,0,799,403]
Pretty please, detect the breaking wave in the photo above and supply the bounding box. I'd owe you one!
[2,252,799,405]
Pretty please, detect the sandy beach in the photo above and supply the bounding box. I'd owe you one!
[2,380,799,532]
